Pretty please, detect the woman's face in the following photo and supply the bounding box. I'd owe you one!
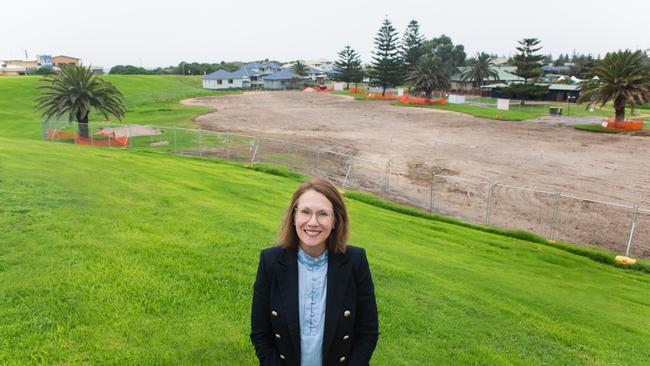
[294,189,335,256]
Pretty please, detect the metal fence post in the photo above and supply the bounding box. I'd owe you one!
[198,128,203,157]
[429,172,436,212]
[251,140,259,162]
[550,192,561,240]
[625,205,640,257]
[128,124,132,148]
[342,162,353,188]
[172,126,177,154]
[384,161,390,193]
[225,134,230,160]
[485,181,496,225]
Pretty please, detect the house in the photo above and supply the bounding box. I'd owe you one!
[52,55,81,67]
[305,66,326,83]
[0,63,27,76]
[202,61,282,90]
[263,68,311,90]
[1,54,84,76]
[547,84,581,102]
[451,65,523,89]
[305,58,334,72]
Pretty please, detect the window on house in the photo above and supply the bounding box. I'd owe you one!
[217,80,222,85]
[228,79,233,84]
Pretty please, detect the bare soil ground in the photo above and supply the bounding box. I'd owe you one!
[183,91,650,256]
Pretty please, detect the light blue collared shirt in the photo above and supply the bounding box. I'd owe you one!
[297,247,328,366]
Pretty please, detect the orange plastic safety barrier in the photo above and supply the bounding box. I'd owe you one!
[398,96,447,105]
[365,92,402,100]
[602,119,644,131]
[47,129,129,147]
[348,87,364,93]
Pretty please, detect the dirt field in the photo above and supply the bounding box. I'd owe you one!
[183,91,650,256]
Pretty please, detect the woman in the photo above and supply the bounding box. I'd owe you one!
[251,178,379,366]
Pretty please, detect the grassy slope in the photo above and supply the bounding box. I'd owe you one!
[0,75,234,141]
[2,138,650,365]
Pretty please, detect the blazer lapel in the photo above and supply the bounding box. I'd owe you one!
[275,249,301,359]
[322,250,352,360]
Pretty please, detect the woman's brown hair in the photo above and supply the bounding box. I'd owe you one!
[277,178,349,253]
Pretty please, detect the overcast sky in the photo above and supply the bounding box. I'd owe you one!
[2,0,648,68]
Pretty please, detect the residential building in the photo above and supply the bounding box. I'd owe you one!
[203,61,323,90]
[52,55,81,66]
[305,58,334,72]
[0,63,27,76]
[203,61,282,90]
[1,54,84,76]
[263,68,310,90]
[451,65,523,89]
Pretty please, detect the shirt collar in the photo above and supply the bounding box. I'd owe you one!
[297,247,328,269]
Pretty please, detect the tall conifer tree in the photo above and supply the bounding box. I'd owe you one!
[401,20,425,92]
[370,17,403,95]
[335,46,363,89]
[512,38,544,84]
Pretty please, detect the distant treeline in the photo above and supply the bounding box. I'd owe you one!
[109,61,244,75]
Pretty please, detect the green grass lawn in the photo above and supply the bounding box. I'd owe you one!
[393,101,545,121]
[0,75,236,141]
[2,138,650,365]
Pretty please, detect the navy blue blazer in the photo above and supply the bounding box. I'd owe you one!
[250,245,379,366]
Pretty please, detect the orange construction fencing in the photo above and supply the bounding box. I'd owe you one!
[602,119,643,131]
[365,92,402,100]
[398,96,447,105]
[348,87,364,93]
[47,129,129,147]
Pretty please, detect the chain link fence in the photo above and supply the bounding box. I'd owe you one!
[42,120,649,259]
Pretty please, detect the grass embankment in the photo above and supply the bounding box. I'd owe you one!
[0,75,236,140]
[2,138,650,364]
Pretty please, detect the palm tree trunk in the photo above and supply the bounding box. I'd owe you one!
[77,111,89,138]
[614,96,626,122]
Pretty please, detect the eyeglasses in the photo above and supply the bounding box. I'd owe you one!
[294,207,334,224]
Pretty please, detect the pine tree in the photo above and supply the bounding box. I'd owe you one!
[512,38,544,84]
[370,17,403,95]
[401,20,425,92]
[335,46,363,89]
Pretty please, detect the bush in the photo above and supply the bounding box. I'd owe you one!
[109,65,153,75]
[494,84,549,100]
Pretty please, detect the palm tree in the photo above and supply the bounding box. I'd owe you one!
[461,52,499,87]
[578,50,650,122]
[290,61,308,89]
[292,61,307,76]
[407,55,450,98]
[36,64,126,138]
